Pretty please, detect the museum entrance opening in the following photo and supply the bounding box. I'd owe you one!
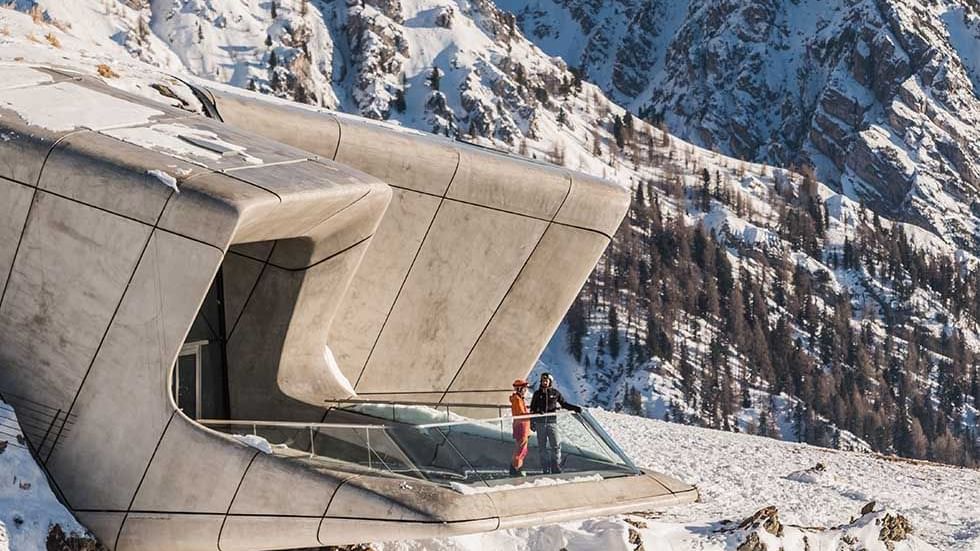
[174,266,230,420]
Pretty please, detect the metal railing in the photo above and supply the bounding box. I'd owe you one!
[198,402,640,488]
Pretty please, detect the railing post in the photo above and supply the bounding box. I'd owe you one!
[309,426,315,458]
[366,428,372,469]
[581,410,640,472]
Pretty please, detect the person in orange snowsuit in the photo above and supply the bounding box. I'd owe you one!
[509,379,531,477]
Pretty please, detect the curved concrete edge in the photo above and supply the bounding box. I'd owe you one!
[494,489,699,531]
[318,517,499,546]
[556,170,632,238]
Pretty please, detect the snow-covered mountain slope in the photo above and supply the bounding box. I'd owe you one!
[0,402,98,551]
[501,0,980,254]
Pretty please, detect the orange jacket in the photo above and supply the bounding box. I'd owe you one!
[510,392,531,438]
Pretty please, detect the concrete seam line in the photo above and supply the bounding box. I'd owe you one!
[226,241,278,341]
[74,508,331,519]
[292,189,371,240]
[438,172,572,402]
[385,184,615,240]
[21,187,227,255]
[437,226,550,402]
[353,147,462,389]
[319,514,499,525]
[0,173,34,189]
[330,114,342,161]
[289,234,373,272]
[46,190,176,464]
[0,129,83,312]
[113,410,177,551]
[220,167,283,202]
[216,450,261,551]
[316,474,359,546]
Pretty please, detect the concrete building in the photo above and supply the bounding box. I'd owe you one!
[0,64,696,550]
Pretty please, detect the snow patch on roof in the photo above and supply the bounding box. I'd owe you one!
[147,169,178,193]
[104,123,263,166]
[0,81,163,132]
[0,65,53,90]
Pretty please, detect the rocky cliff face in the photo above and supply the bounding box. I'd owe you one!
[502,0,980,251]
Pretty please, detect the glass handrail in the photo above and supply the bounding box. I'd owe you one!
[197,404,640,488]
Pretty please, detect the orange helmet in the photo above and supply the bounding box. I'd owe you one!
[512,378,528,388]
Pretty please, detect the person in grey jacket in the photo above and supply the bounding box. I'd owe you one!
[529,372,581,474]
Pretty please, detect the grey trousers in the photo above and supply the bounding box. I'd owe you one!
[538,422,561,472]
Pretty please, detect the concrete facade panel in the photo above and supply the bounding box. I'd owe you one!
[224,262,317,422]
[200,88,342,159]
[554,172,631,236]
[325,476,496,522]
[0,178,33,294]
[647,471,697,494]
[328,188,441,380]
[275,242,375,404]
[157,172,277,249]
[0,192,151,412]
[39,131,181,224]
[318,517,498,546]
[219,516,322,551]
[266,184,390,270]
[226,160,367,233]
[448,147,569,219]
[46,231,223,509]
[447,227,610,397]
[221,251,267,335]
[132,416,256,513]
[226,238,379,409]
[0,105,73,186]
[116,513,223,551]
[228,241,275,261]
[204,87,461,197]
[333,116,459,197]
[356,203,547,393]
[228,453,339,515]
[73,511,125,550]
